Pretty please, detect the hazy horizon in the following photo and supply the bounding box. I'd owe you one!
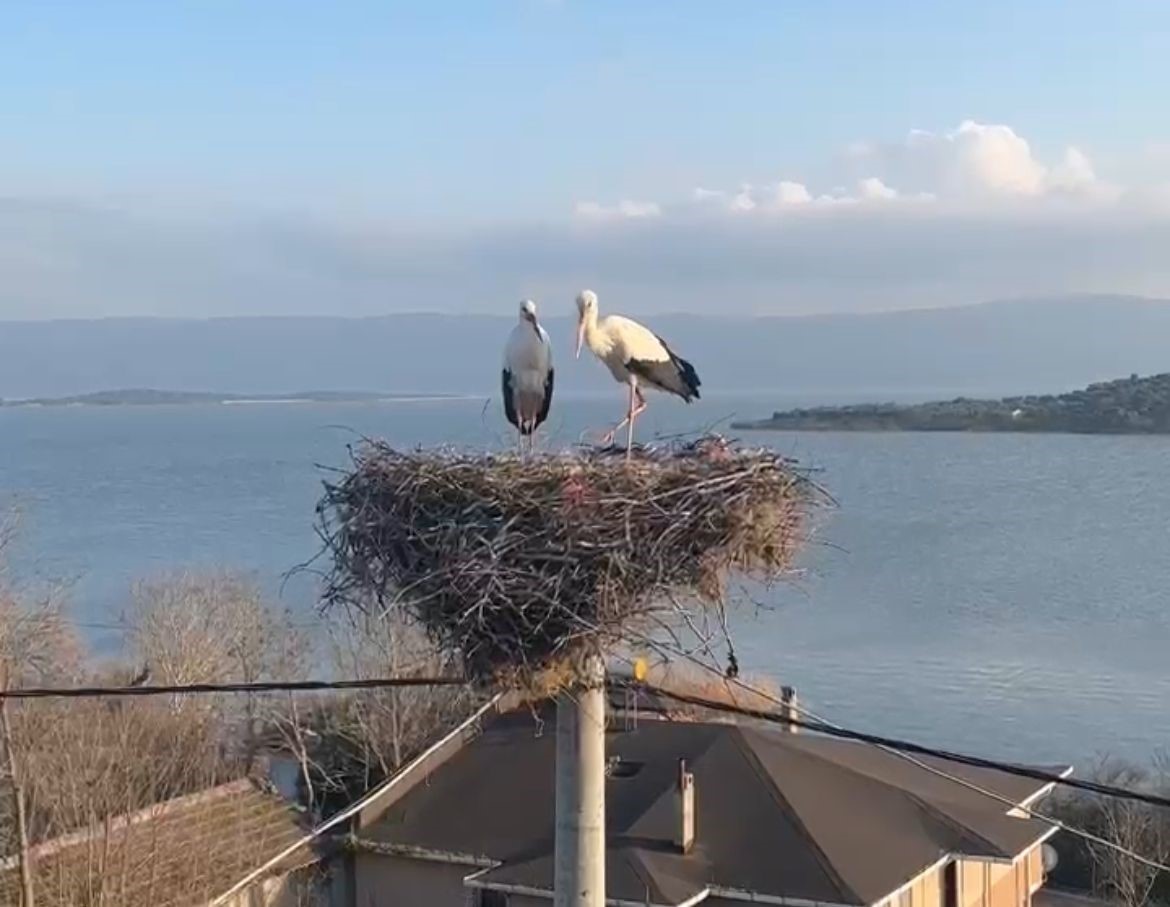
[2,291,1168,325]
[4,294,1170,401]
[4,3,1170,320]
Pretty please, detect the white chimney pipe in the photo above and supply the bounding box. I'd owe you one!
[780,686,799,733]
[675,759,695,854]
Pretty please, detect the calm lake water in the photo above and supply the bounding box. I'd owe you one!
[2,393,1168,763]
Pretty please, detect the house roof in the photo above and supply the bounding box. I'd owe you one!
[0,778,310,907]
[361,706,1066,907]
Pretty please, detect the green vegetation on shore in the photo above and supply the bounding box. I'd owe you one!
[734,372,1170,434]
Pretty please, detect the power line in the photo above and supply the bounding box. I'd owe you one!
[625,658,1170,876]
[0,676,467,700]
[632,682,1170,811]
[6,657,1168,874]
[23,666,1166,812]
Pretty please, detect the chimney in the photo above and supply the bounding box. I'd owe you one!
[780,686,799,733]
[675,759,695,854]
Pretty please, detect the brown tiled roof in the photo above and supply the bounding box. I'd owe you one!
[0,779,309,907]
[364,707,1065,907]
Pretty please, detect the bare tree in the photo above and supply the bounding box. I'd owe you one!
[126,570,306,685]
[0,562,317,904]
[265,609,473,813]
[324,609,465,773]
[1082,756,1170,907]
[125,570,309,766]
[0,507,85,906]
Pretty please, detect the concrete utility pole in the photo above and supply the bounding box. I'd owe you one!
[554,653,606,907]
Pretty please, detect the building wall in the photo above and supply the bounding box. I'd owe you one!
[868,844,1045,907]
[352,853,474,907]
[352,845,1047,907]
[954,846,1045,907]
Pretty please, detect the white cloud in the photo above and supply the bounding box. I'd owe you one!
[699,176,903,214]
[773,181,813,206]
[607,121,1133,219]
[574,199,661,220]
[729,186,757,212]
[946,120,1047,196]
[1050,147,1096,187]
[858,177,898,201]
[845,120,1121,204]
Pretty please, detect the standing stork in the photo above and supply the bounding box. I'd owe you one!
[502,299,554,451]
[574,289,701,456]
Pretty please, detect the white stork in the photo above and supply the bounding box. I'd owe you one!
[574,289,701,455]
[502,299,554,450]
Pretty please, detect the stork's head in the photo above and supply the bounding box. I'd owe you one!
[520,299,538,324]
[574,290,597,358]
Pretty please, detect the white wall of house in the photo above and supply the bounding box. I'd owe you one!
[350,844,1047,907]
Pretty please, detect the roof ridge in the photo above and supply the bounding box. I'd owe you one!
[615,724,724,838]
[727,727,863,905]
[741,729,1016,861]
[898,789,1009,859]
[778,735,1049,809]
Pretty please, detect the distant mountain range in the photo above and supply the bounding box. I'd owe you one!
[734,371,1170,433]
[2,294,1169,400]
[0,389,456,407]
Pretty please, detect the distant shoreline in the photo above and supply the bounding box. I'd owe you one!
[733,371,1170,435]
[0,389,475,409]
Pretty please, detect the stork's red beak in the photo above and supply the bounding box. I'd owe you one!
[575,319,585,359]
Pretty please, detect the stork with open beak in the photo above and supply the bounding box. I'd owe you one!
[574,289,701,456]
[502,299,554,452]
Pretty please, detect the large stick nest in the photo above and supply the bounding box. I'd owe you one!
[317,436,824,686]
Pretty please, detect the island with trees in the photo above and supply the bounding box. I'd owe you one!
[734,372,1170,434]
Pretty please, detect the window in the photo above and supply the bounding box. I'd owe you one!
[943,861,958,907]
[476,890,509,907]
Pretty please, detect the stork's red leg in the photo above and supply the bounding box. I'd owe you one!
[625,381,637,457]
[601,382,636,446]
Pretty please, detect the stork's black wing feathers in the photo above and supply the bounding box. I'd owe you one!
[501,368,519,429]
[627,334,701,402]
[536,367,554,428]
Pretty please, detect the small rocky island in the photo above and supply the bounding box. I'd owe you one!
[734,372,1170,434]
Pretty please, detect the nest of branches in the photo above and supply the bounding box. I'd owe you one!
[318,436,824,687]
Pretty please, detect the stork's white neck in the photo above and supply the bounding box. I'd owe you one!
[581,306,611,356]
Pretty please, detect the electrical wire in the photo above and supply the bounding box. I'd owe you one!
[8,664,1169,808]
[630,681,1170,811]
[5,655,1168,874]
[0,676,467,700]
[624,659,1170,876]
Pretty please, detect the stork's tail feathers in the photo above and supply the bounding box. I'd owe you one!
[675,356,701,402]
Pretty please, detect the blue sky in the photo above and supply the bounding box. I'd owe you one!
[2,1,1170,316]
